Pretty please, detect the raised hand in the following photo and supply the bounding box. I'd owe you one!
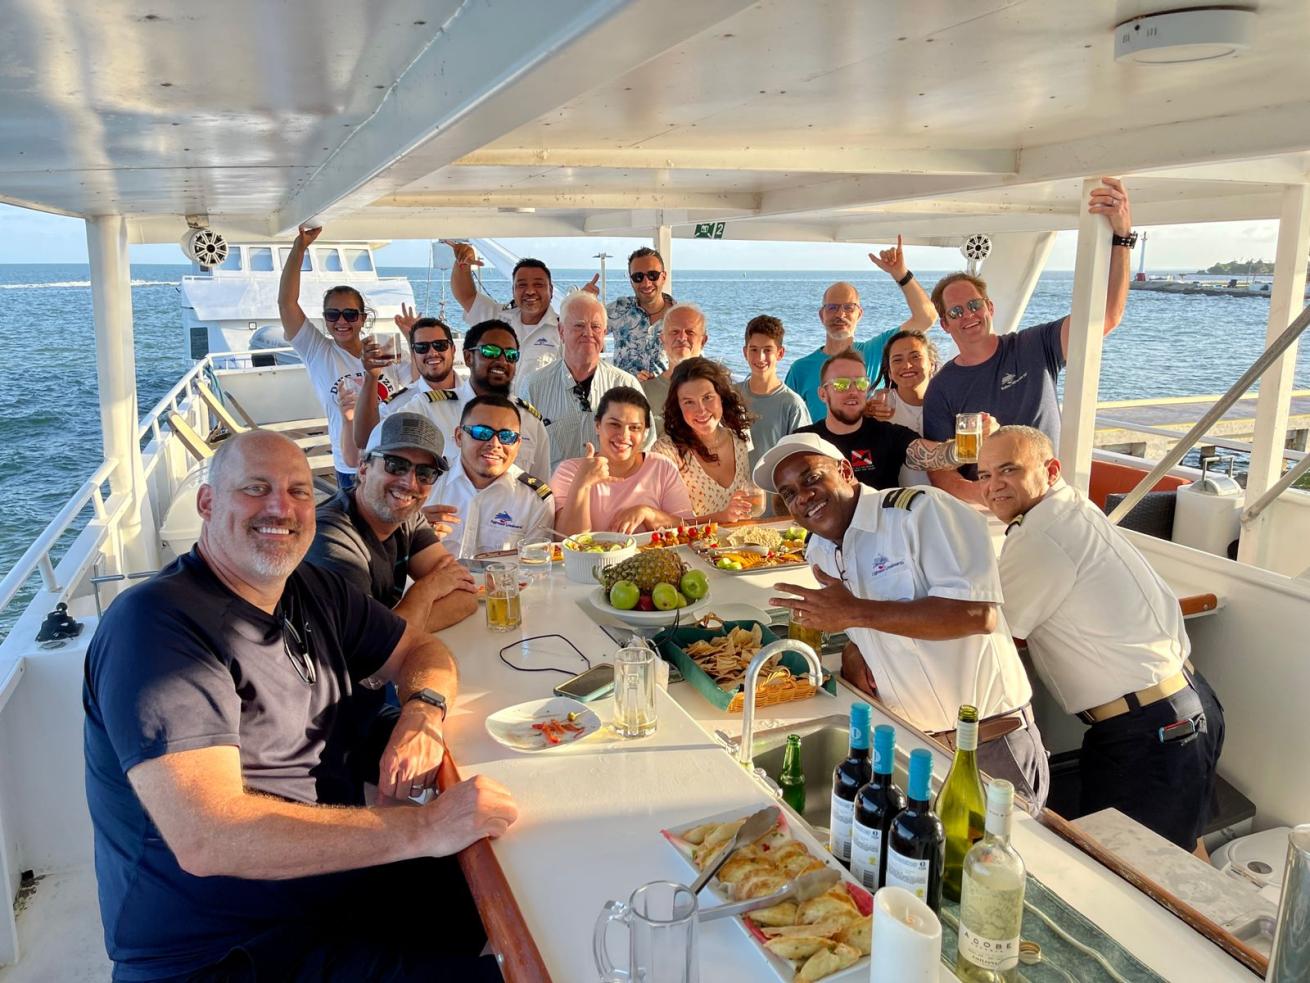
[576,442,612,487]
[393,302,418,335]
[582,273,601,296]
[296,225,323,248]
[360,337,389,377]
[981,412,999,437]
[1089,177,1132,236]
[868,234,908,281]
[443,240,483,269]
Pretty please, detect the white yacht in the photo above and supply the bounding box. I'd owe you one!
[1,2,1308,980]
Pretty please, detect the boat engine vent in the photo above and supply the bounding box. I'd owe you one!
[961,234,991,275]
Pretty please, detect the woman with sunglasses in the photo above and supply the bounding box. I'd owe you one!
[551,387,694,536]
[872,329,942,486]
[279,226,407,491]
[650,358,763,523]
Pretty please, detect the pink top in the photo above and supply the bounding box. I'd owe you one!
[551,453,695,531]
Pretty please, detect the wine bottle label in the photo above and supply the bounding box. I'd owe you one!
[850,820,883,890]
[958,925,1020,971]
[830,794,854,860]
[885,848,931,899]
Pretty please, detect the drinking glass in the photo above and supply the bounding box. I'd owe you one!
[870,388,890,407]
[335,374,361,409]
[746,482,768,519]
[613,644,658,738]
[593,880,699,983]
[484,561,522,632]
[955,412,983,464]
[376,332,401,365]
[788,616,824,655]
[518,541,553,583]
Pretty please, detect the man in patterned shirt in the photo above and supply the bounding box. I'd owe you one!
[585,246,675,377]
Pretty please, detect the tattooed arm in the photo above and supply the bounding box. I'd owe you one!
[906,438,961,472]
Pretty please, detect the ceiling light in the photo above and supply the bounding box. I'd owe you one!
[1114,7,1255,65]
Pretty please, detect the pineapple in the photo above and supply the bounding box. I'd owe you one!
[596,547,688,593]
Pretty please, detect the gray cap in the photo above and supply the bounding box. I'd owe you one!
[751,432,845,492]
[364,411,445,461]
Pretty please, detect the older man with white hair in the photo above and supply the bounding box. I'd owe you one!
[526,290,645,471]
[641,302,708,435]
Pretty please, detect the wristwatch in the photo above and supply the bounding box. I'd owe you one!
[406,688,448,720]
[1111,231,1138,248]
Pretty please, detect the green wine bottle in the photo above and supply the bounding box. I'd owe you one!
[935,704,986,902]
[779,734,807,814]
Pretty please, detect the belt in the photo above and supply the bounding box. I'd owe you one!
[932,706,1028,751]
[1077,667,1192,725]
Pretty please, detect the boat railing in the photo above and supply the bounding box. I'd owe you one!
[1095,417,1307,465]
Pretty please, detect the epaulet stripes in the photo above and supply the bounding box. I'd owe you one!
[881,488,925,510]
[421,389,461,403]
[513,397,544,421]
[517,473,553,500]
[1005,514,1025,535]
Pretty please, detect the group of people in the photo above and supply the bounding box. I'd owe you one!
[82,176,1225,981]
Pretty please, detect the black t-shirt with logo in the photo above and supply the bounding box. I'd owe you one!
[797,417,919,490]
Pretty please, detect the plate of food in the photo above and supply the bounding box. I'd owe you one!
[589,546,713,624]
[662,806,872,981]
[483,697,602,752]
[694,525,810,573]
[638,522,719,550]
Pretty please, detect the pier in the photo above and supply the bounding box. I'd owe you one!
[1096,391,1310,460]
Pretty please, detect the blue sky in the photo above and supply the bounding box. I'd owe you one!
[0,202,1281,272]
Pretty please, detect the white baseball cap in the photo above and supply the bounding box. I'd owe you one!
[751,432,845,493]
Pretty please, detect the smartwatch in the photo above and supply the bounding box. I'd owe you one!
[406,688,448,720]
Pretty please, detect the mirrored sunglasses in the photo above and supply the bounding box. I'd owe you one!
[476,343,519,363]
[945,297,988,320]
[824,376,871,393]
[460,424,521,446]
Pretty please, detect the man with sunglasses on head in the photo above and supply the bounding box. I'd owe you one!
[582,246,676,377]
[784,236,937,422]
[796,349,964,490]
[279,226,407,491]
[923,178,1135,504]
[448,241,560,394]
[426,395,555,558]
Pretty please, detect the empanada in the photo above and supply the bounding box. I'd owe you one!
[734,871,788,901]
[764,936,831,961]
[835,915,871,955]
[745,901,798,927]
[798,942,860,981]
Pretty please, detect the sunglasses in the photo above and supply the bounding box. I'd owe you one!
[824,376,871,393]
[324,308,364,323]
[371,452,442,484]
[945,297,988,321]
[572,380,592,413]
[282,617,317,685]
[460,424,521,445]
[630,270,664,283]
[475,343,519,363]
[411,339,453,355]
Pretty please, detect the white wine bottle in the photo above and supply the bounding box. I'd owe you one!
[955,779,1026,982]
[935,704,986,902]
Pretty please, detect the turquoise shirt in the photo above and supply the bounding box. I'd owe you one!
[784,329,897,421]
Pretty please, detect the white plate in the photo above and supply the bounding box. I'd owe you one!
[483,697,602,753]
[588,587,712,626]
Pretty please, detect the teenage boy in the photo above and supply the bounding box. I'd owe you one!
[734,315,810,471]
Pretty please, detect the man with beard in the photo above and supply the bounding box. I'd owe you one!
[784,236,935,421]
[756,433,1048,808]
[640,303,708,436]
[426,396,555,557]
[83,430,517,981]
[797,349,963,489]
[582,245,676,377]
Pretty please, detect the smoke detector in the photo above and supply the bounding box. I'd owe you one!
[1115,7,1255,65]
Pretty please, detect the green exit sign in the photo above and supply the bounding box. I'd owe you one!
[693,222,726,239]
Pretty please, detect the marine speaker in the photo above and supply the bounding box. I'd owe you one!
[961,234,991,275]
[181,228,229,268]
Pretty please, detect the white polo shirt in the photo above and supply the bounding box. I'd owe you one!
[425,459,554,559]
[806,485,1032,734]
[465,291,560,396]
[379,380,550,480]
[998,480,1188,715]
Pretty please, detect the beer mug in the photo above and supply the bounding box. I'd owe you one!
[788,616,824,655]
[955,412,983,464]
[613,644,658,738]
[594,880,699,983]
[484,561,522,632]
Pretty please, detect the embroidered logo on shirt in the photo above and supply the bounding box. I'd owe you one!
[869,555,906,576]
[851,448,873,467]
[490,510,524,529]
[1000,371,1028,391]
[533,336,555,347]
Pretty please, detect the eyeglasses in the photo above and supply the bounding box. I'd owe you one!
[824,376,871,393]
[411,339,453,355]
[822,303,860,315]
[323,308,363,323]
[475,343,519,363]
[945,297,988,321]
[460,424,521,445]
[282,617,317,685]
[371,452,442,484]
[630,270,664,283]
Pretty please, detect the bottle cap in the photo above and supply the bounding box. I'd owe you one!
[873,725,896,773]
[907,748,933,801]
[985,779,1015,836]
[850,702,872,750]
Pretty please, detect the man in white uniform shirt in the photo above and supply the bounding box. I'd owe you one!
[448,242,559,393]
[425,395,554,558]
[757,433,1047,807]
[978,426,1224,849]
[526,291,646,473]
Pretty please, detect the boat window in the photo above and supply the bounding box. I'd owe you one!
[217,247,242,271]
[318,249,343,272]
[279,248,312,272]
[345,248,373,272]
[248,247,274,272]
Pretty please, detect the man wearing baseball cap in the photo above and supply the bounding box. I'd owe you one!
[757,433,1048,808]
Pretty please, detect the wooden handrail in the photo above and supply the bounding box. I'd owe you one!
[435,754,553,983]
[1178,592,1219,617]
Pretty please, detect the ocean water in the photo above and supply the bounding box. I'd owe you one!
[2,262,1308,640]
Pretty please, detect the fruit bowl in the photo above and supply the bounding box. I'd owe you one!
[589,587,712,626]
[561,532,637,583]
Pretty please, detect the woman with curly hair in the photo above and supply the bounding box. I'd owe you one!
[651,357,762,522]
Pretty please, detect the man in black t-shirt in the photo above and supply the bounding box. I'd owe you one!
[83,430,516,982]
[797,348,959,489]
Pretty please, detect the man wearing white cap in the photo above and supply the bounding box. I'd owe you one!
[758,433,1047,807]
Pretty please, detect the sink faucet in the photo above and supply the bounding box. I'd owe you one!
[737,639,824,768]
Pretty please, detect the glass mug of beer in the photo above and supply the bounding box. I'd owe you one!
[955,412,983,464]
[484,562,522,632]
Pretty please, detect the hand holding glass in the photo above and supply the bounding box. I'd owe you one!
[955,413,983,464]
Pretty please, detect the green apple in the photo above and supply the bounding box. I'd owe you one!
[609,580,640,610]
[715,557,743,571]
[651,582,680,611]
[680,570,709,600]
[675,591,689,608]
[784,526,808,541]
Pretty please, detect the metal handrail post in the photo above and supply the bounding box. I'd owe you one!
[1107,300,1310,526]
[1241,453,1310,524]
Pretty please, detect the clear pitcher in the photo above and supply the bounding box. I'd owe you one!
[593,880,699,983]
[613,643,658,738]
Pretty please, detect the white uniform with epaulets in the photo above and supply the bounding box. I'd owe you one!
[805,485,1032,734]
[376,379,551,480]
[997,480,1188,715]
[425,459,554,558]
[465,291,560,396]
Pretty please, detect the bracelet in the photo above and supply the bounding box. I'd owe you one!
[897,270,915,287]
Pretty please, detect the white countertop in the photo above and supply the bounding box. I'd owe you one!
[438,557,1258,983]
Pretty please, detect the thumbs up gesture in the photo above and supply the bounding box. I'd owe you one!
[577,442,612,487]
